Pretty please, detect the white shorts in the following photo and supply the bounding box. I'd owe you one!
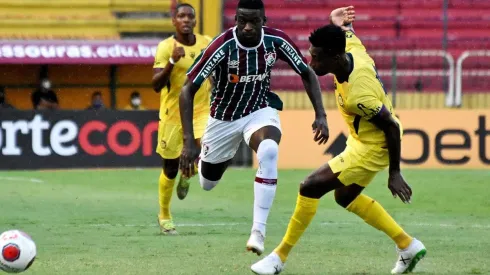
[200,107,281,164]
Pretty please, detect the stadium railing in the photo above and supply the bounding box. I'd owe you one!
[455,51,490,108]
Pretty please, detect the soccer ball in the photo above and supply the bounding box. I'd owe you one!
[0,230,36,273]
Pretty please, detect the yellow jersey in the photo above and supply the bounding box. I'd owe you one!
[153,34,212,123]
[334,30,402,145]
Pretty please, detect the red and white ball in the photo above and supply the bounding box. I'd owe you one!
[0,230,36,273]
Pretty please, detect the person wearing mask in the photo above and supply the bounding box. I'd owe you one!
[86,91,105,110]
[124,91,146,110]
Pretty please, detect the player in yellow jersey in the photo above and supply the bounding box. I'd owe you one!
[152,3,212,235]
[252,6,426,274]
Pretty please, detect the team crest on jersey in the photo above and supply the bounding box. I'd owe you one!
[190,52,196,59]
[228,60,239,69]
[264,52,276,66]
[338,94,344,107]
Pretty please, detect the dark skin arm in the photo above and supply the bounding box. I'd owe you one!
[152,66,174,92]
[300,66,329,145]
[370,107,412,203]
[152,42,185,92]
[179,80,201,178]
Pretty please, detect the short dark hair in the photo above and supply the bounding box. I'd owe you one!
[237,0,264,10]
[92,91,101,97]
[130,91,140,98]
[174,3,194,16]
[309,24,346,56]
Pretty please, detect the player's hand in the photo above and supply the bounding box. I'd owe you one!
[312,114,329,145]
[180,140,200,178]
[172,42,186,63]
[330,6,356,31]
[388,172,412,204]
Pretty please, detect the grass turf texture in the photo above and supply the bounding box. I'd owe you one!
[0,169,489,275]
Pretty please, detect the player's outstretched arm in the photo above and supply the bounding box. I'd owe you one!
[179,80,201,178]
[370,107,412,203]
[330,6,356,31]
[301,67,329,145]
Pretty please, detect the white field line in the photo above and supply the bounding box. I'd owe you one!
[70,221,490,229]
[0,176,44,183]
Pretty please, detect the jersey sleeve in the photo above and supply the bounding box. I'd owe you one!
[274,30,309,75]
[345,30,367,53]
[186,34,229,86]
[345,77,384,121]
[153,40,171,69]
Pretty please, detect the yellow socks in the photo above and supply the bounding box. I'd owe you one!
[274,194,319,262]
[346,194,413,249]
[158,171,176,220]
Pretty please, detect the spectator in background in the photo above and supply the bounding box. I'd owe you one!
[0,87,14,109]
[86,91,105,110]
[124,91,146,110]
[32,78,59,110]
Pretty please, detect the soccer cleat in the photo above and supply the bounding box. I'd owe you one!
[251,252,285,275]
[176,174,191,200]
[391,238,427,274]
[246,230,265,256]
[157,217,178,235]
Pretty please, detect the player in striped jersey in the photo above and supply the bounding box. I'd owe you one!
[179,0,329,256]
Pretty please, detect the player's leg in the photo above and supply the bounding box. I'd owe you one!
[176,116,209,200]
[243,107,282,255]
[156,121,182,235]
[197,116,243,191]
[251,163,343,274]
[158,158,179,235]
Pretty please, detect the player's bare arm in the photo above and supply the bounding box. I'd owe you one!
[179,80,200,178]
[330,6,356,31]
[152,43,186,92]
[300,67,329,145]
[370,107,412,203]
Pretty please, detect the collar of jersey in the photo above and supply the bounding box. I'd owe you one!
[232,26,264,50]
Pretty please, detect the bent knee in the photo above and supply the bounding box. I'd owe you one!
[334,187,362,208]
[257,139,279,162]
[200,176,219,191]
[163,167,178,179]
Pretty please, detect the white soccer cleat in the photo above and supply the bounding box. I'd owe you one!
[251,252,285,275]
[391,238,427,274]
[246,230,265,256]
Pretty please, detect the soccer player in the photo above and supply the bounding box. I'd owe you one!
[152,3,212,235]
[251,7,427,275]
[179,0,329,256]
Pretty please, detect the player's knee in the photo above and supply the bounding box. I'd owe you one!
[163,166,178,179]
[257,139,278,163]
[198,159,220,191]
[299,176,322,199]
[199,175,219,191]
[334,190,354,208]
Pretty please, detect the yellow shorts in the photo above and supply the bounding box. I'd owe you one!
[328,136,389,187]
[156,117,208,159]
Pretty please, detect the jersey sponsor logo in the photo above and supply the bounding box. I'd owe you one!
[228,60,239,69]
[228,72,269,83]
[200,49,226,79]
[280,43,303,66]
[264,52,276,66]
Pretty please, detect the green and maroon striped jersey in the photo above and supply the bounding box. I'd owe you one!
[187,26,309,121]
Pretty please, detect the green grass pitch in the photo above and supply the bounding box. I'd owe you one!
[0,169,489,275]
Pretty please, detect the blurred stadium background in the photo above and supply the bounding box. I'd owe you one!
[1,0,489,170]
